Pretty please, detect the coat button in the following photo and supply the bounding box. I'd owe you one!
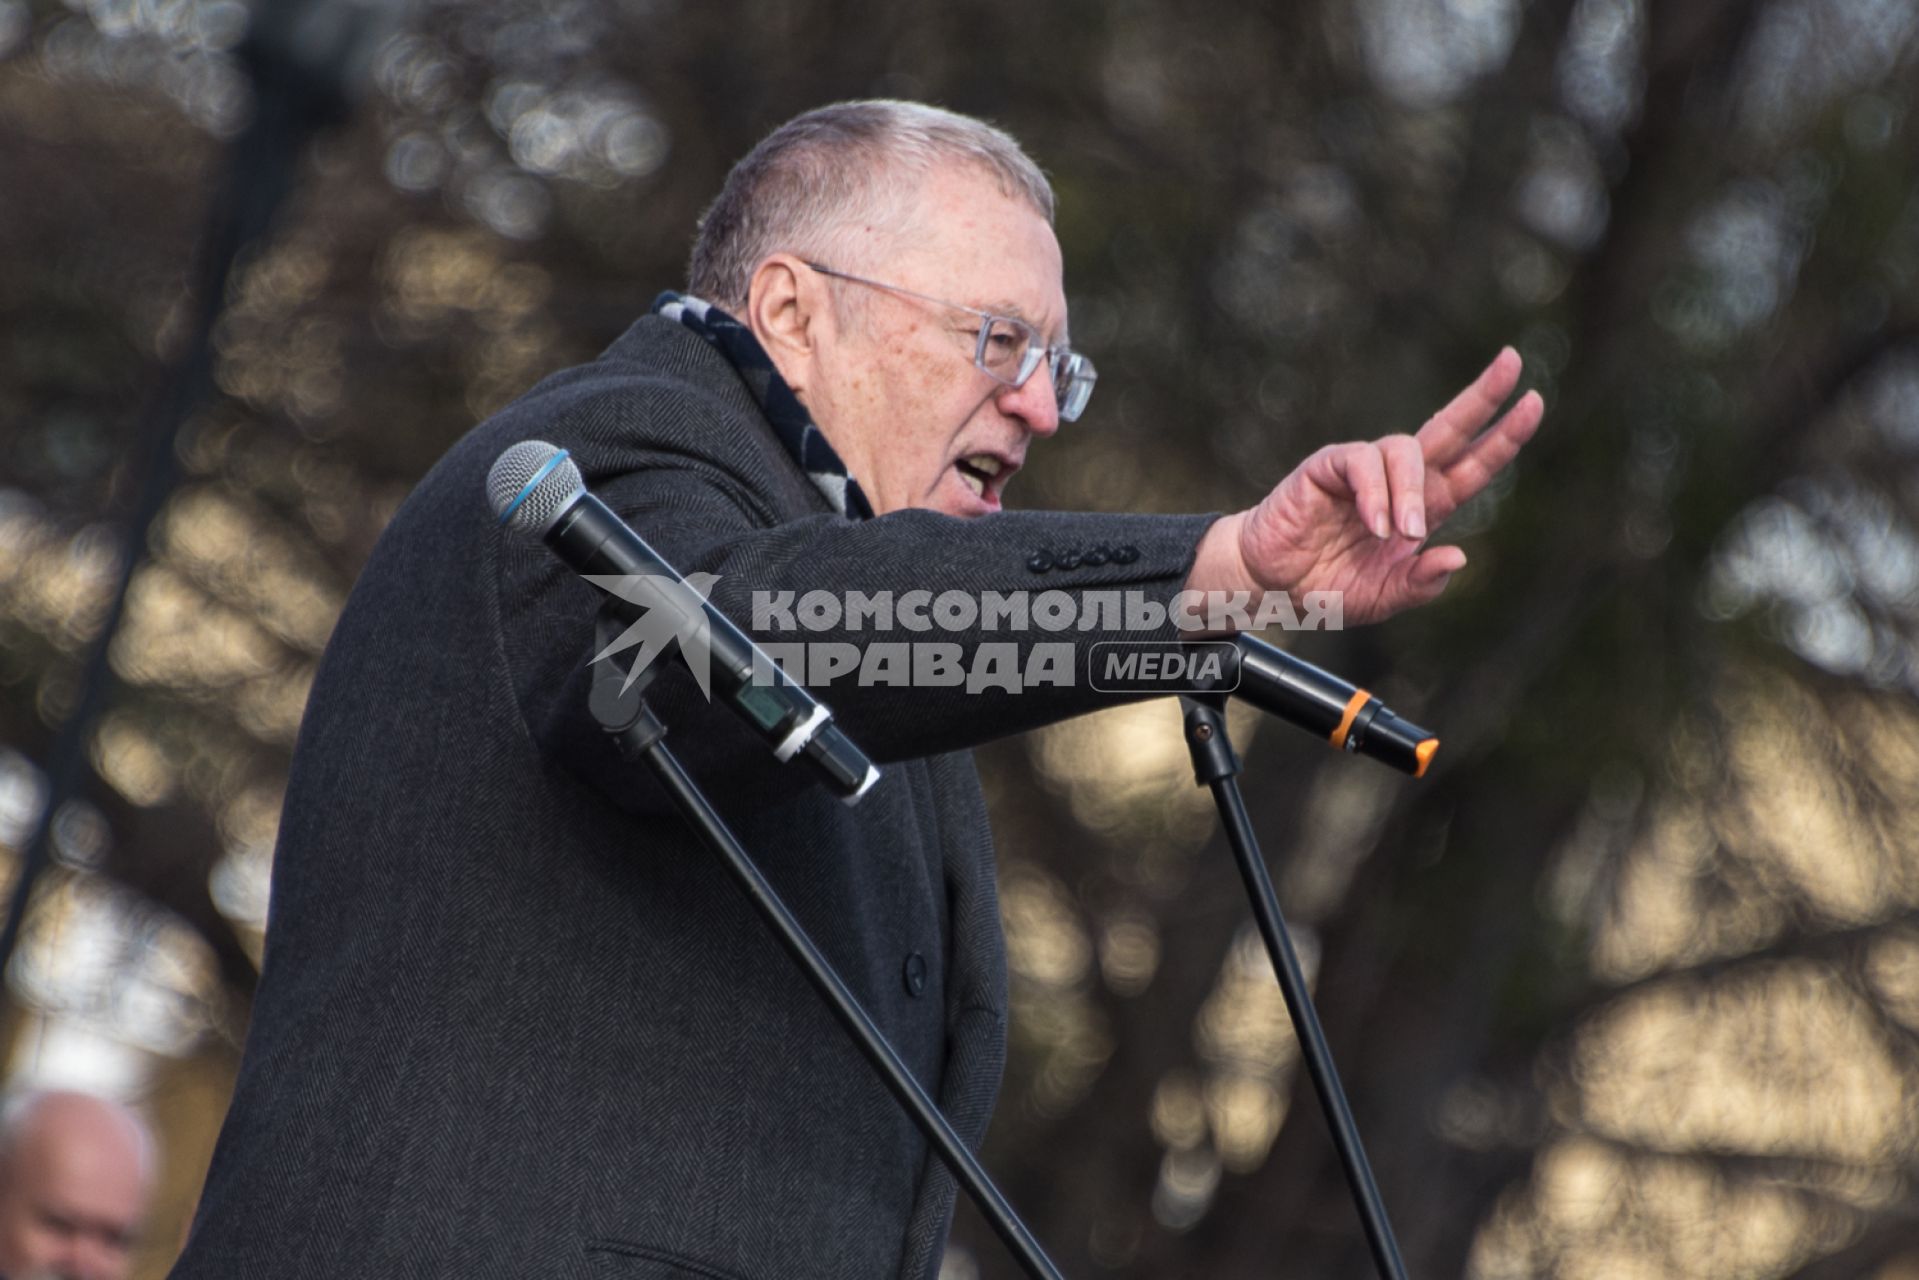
[1084,546,1110,567]
[902,952,928,997]
[1027,552,1053,573]
[1113,545,1140,565]
[1056,551,1083,570]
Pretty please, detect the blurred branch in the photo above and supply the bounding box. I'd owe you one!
[0,669,262,1001]
[1571,0,1765,350]
[1790,1213,1919,1280]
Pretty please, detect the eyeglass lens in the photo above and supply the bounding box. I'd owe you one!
[973,317,1096,422]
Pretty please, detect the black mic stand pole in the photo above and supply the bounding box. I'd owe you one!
[586,622,1067,1280]
[1179,695,1410,1280]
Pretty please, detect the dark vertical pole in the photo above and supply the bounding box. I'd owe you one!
[0,2,394,974]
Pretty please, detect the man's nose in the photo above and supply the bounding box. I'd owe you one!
[997,367,1061,438]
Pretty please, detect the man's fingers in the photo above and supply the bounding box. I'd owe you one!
[1437,388,1545,511]
[1318,442,1392,539]
[1416,347,1524,466]
[1393,545,1467,611]
[1379,434,1426,539]
[1409,544,1466,583]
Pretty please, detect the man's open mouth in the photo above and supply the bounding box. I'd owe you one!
[956,453,1005,498]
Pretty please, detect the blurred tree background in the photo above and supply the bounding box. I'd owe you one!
[2,0,1918,1275]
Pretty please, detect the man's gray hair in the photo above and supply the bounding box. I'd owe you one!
[688,100,1056,313]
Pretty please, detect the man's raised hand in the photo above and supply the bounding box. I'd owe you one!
[1187,347,1545,626]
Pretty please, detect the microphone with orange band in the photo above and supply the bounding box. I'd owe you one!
[1212,634,1440,777]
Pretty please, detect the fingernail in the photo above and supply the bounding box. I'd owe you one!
[1407,511,1426,539]
[1373,515,1391,539]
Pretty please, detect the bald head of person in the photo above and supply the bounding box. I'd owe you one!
[0,1091,154,1280]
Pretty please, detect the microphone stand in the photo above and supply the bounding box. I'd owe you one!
[1179,695,1410,1280]
[585,619,1067,1280]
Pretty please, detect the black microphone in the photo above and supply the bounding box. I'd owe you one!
[1212,634,1439,777]
[487,440,880,804]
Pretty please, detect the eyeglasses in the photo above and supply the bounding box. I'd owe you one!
[804,262,1098,422]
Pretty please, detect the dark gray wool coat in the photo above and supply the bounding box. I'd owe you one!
[172,315,1215,1279]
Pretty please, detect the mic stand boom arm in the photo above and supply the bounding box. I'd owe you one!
[586,619,1068,1280]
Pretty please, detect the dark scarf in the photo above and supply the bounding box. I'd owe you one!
[652,292,875,520]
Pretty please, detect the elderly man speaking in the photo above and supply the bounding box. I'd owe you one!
[175,101,1541,1279]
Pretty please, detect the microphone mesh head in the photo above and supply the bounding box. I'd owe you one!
[487,440,584,534]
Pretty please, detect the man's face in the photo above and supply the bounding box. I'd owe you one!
[0,1106,149,1280]
[807,164,1069,518]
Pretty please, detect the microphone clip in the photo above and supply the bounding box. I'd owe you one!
[589,613,668,759]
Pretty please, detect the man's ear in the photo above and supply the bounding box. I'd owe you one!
[744,254,823,391]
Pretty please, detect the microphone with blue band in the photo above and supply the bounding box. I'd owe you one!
[488,440,881,805]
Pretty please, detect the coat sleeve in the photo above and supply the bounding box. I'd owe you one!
[487,380,1220,806]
